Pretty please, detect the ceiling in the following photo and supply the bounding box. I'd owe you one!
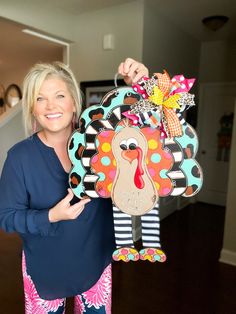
[0,0,236,72]
[148,0,236,42]
[0,18,63,73]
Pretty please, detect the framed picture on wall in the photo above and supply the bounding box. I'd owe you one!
[80,79,125,110]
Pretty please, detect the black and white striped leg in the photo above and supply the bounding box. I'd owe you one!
[141,204,161,248]
[139,202,167,263]
[112,205,139,262]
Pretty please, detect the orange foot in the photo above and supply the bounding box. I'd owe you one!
[112,247,139,262]
[139,248,167,262]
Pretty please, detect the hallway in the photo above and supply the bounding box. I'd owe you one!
[0,202,236,314]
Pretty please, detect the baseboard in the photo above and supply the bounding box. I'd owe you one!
[219,249,236,266]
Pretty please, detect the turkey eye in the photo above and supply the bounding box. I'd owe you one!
[129,143,137,150]
[127,138,138,150]
[120,140,127,150]
[120,144,127,150]
[126,92,132,97]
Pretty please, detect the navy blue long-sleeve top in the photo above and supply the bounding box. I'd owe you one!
[0,133,115,300]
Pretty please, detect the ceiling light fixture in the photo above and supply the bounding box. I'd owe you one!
[202,15,229,31]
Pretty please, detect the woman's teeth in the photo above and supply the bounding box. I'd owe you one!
[46,113,62,118]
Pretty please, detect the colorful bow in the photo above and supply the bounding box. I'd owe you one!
[148,71,183,136]
[128,70,196,138]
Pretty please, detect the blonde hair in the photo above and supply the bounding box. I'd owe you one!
[22,61,82,136]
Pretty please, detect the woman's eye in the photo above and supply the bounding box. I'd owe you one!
[36,97,44,102]
[57,94,65,98]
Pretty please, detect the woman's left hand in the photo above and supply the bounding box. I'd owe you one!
[118,58,149,85]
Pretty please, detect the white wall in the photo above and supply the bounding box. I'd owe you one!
[0,0,75,41]
[220,102,236,266]
[70,0,144,82]
[199,40,236,83]
[0,109,24,173]
[143,2,200,77]
[199,41,228,82]
[198,39,236,265]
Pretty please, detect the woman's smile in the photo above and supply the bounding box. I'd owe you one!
[45,113,63,119]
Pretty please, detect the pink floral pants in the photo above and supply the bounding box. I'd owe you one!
[22,253,112,314]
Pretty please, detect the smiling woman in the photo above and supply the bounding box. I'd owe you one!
[0,57,147,314]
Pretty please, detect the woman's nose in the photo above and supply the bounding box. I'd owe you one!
[45,98,55,109]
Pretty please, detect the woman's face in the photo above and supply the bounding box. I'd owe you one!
[33,77,75,134]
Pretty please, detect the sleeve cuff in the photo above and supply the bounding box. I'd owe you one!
[27,209,59,236]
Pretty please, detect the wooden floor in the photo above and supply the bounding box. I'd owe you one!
[0,202,236,314]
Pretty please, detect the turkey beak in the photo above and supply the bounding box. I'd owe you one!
[122,149,138,163]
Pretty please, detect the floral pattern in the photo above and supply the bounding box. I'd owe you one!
[82,264,112,313]
[22,253,112,314]
[74,295,86,313]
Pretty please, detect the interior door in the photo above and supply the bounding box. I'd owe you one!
[197,83,236,206]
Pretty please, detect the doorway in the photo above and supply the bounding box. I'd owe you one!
[197,82,236,206]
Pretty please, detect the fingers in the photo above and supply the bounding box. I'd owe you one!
[132,67,148,83]
[118,58,149,85]
[49,192,91,222]
[69,198,91,217]
[118,58,137,76]
[125,59,142,77]
[78,198,91,207]
[64,188,74,203]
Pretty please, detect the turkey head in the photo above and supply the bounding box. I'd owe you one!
[111,125,158,215]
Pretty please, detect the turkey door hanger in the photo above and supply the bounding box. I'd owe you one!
[68,70,203,263]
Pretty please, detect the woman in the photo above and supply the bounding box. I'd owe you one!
[0,58,148,313]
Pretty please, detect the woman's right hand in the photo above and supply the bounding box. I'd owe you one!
[118,58,149,85]
[48,189,91,223]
